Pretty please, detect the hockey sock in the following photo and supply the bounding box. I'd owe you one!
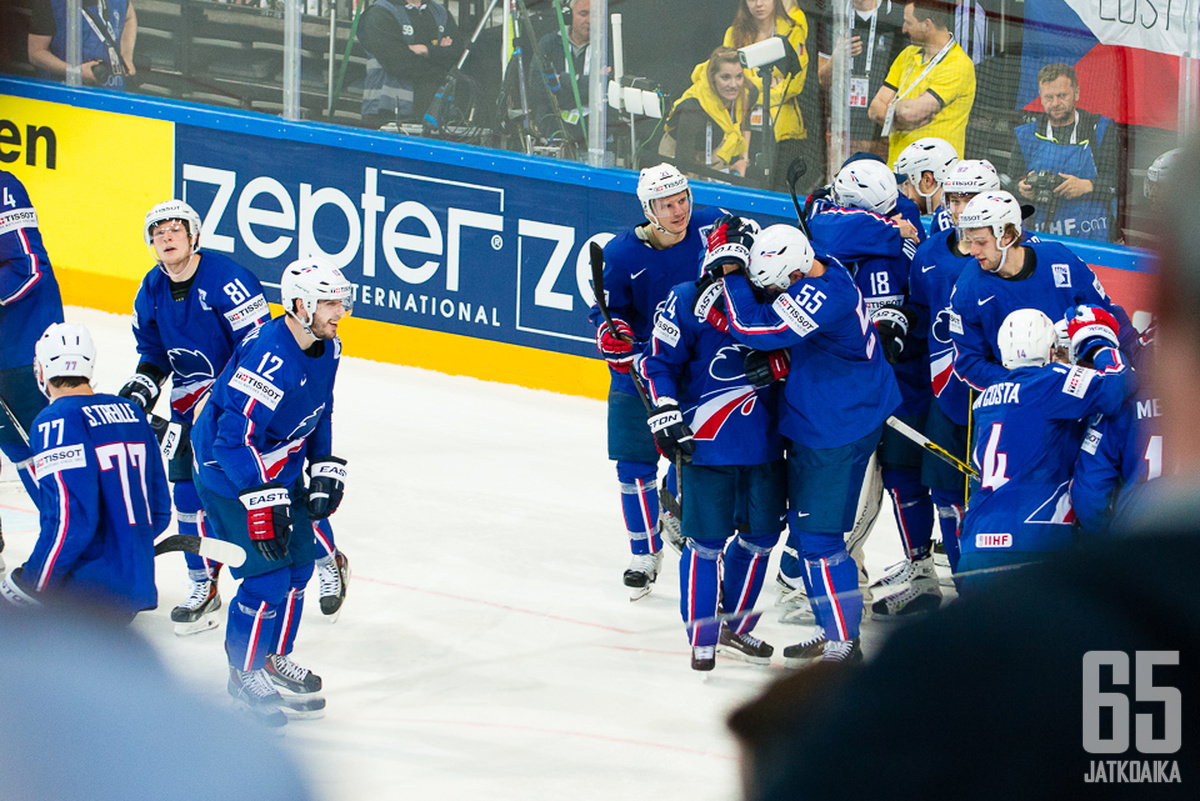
[617,461,661,555]
[225,569,289,671]
[932,491,964,573]
[882,467,934,561]
[721,533,774,635]
[175,480,221,578]
[804,548,863,641]
[270,562,314,655]
[777,520,805,586]
[313,519,337,559]
[680,540,722,648]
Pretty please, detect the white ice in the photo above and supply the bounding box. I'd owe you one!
[0,306,917,801]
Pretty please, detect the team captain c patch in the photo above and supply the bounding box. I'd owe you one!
[229,367,284,410]
[772,294,818,337]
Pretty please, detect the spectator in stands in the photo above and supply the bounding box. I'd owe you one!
[27,0,137,90]
[357,0,462,130]
[724,0,810,191]
[868,0,975,167]
[1009,63,1120,243]
[532,0,593,147]
[660,47,755,179]
[817,0,906,160]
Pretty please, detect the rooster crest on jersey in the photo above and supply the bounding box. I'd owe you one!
[34,322,96,396]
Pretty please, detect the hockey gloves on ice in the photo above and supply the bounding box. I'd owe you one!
[307,457,348,519]
[873,305,917,364]
[744,349,790,387]
[1065,305,1120,364]
[597,318,636,373]
[647,399,696,464]
[240,483,292,562]
[118,363,166,412]
[702,214,757,277]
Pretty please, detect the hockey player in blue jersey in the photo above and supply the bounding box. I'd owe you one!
[0,169,65,570]
[719,219,902,664]
[639,218,787,671]
[122,201,351,633]
[589,163,725,599]
[905,159,1000,581]
[961,306,1133,591]
[1071,324,1163,535]
[894,136,958,235]
[191,258,351,726]
[1,323,171,616]
[806,158,938,619]
[949,190,1136,394]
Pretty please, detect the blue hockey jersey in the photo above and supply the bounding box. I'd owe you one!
[0,170,64,370]
[722,257,901,449]
[909,229,974,425]
[964,351,1132,555]
[809,200,927,416]
[929,204,953,236]
[949,240,1135,392]
[193,316,340,498]
[639,280,783,466]
[1071,390,1164,536]
[132,253,269,419]
[22,393,171,612]
[589,206,725,397]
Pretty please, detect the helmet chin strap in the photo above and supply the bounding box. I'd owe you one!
[287,303,317,338]
[986,231,1014,274]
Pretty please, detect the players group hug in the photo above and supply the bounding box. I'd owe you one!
[591,142,1154,671]
[0,134,1156,706]
[1,168,352,727]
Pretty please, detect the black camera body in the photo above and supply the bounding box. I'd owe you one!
[1026,169,1065,206]
[91,60,112,86]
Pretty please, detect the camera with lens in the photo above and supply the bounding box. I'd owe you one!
[1025,169,1065,206]
[90,60,112,86]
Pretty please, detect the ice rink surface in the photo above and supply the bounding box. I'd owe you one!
[1,307,920,801]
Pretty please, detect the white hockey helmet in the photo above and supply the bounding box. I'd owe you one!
[943,159,1001,196]
[34,322,97,395]
[832,159,898,216]
[998,308,1057,370]
[747,224,815,291]
[637,163,692,231]
[1145,147,1181,198]
[957,190,1022,242]
[144,200,202,251]
[280,257,354,331]
[894,137,959,190]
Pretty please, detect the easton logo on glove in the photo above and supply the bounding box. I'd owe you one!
[597,319,636,372]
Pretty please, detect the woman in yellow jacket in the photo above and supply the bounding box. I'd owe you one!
[723,0,809,190]
[661,47,756,179]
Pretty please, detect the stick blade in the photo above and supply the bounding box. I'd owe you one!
[155,534,247,568]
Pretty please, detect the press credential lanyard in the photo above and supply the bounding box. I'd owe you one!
[882,36,954,136]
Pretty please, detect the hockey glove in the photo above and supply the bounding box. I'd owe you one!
[744,349,790,387]
[702,214,757,277]
[647,399,696,464]
[118,364,166,412]
[873,305,917,365]
[692,273,729,332]
[1065,305,1120,363]
[0,568,40,608]
[307,457,348,520]
[239,483,292,562]
[596,318,636,373]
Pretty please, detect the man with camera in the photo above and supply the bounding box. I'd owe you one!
[27,0,137,90]
[1009,63,1119,243]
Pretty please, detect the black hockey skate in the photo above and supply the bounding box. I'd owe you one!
[317,551,350,618]
[691,645,716,672]
[820,638,863,665]
[171,574,221,636]
[623,551,663,601]
[782,627,827,667]
[266,653,323,694]
[228,666,325,723]
[717,626,774,664]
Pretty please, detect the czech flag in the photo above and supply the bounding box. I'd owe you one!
[1017,0,1186,130]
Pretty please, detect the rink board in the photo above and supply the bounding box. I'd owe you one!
[1,77,1157,399]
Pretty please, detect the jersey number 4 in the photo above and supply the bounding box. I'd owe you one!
[979,422,1010,490]
[96,442,154,525]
